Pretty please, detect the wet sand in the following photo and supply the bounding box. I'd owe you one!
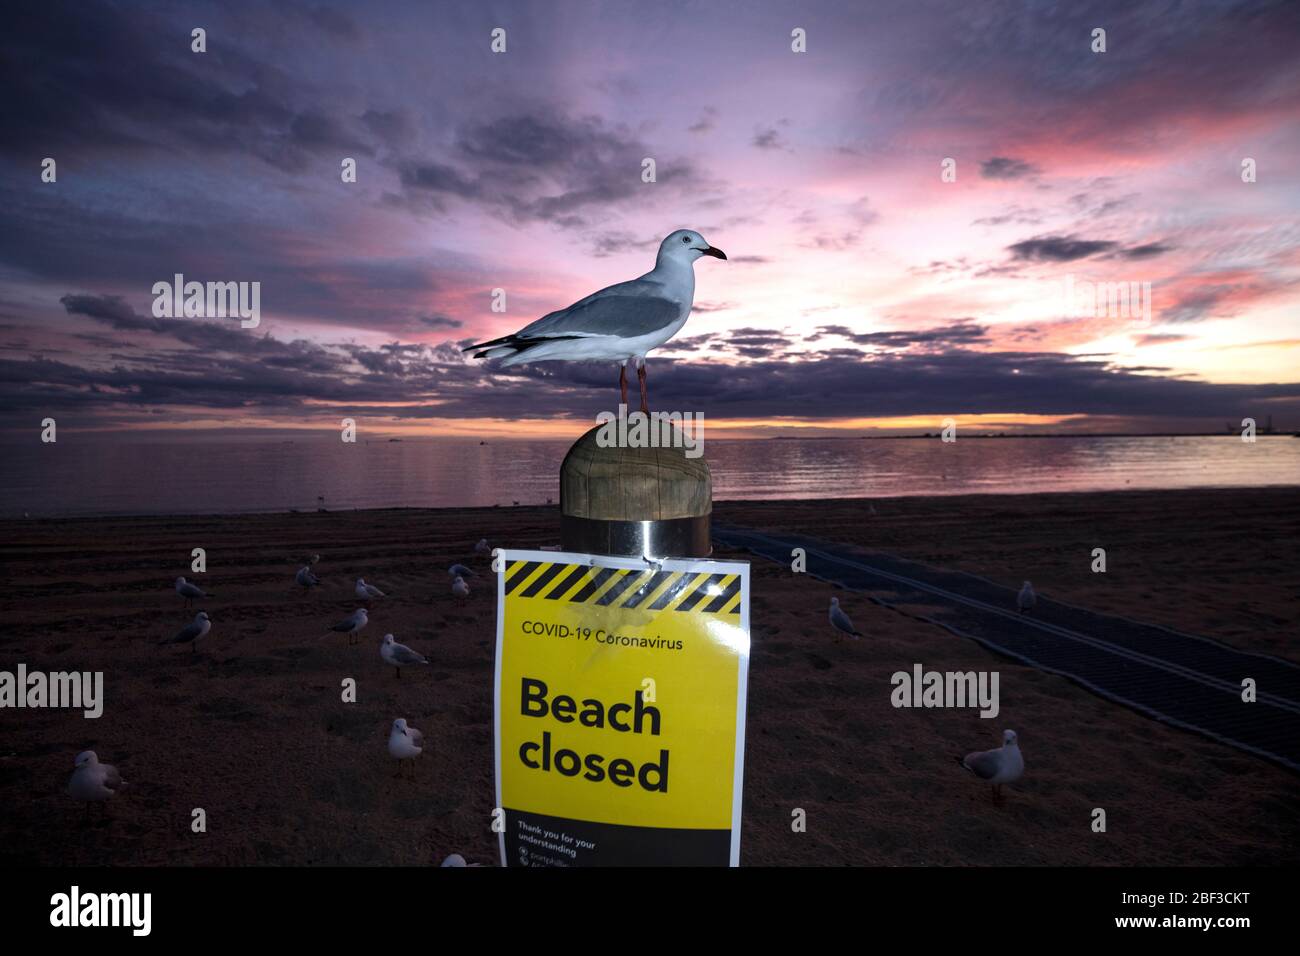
[1,486,1297,866]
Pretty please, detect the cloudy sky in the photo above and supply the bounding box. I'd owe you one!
[2,0,1298,439]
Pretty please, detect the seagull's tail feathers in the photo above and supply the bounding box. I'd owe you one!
[465,334,588,363]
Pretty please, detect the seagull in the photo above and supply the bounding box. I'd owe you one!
[329,608,369,645]
[452,575,470,604]
[473,539,490,555]
[440,853,470,867]
[160,611,211,653]
[959,729,1025,803]
[463,229,727,413]
[448,563,476,579]
[829,597,863,641]
[68,750,127,815]
[356,578,386,601]
[1017,581,1037,614]
[296,565,320,590]
[380,634,429,678]
[388,718,424,778]
[174,576,210,608]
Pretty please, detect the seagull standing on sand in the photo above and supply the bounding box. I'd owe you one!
[380,634,429,678]
[1017,581,1037,614]
[448,563,476,579]
[959,729,1025,803]
[829,597,863,641]
[464,229,727,413]
[175,576,210,608]
[160,611,211,653]
[329,608,369,645]
[452,575,470,604]
[296,565,320,590]
[388,718,424,778]
[68,750,127,814]
[356,578,386,601]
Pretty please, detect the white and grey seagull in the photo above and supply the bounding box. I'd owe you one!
[329,608,369,645]
[1017,581,1037,614]
[464,229,727,413]
[829,597,863,641]
[174,576,211,608]
[380,633,429,678]
[160,611,211,654]
[959,729,1025,803]
[68,750,127,814]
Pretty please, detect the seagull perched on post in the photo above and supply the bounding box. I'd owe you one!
[463,229,727,413]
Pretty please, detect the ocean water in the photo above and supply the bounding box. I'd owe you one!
[2,435,1297,518]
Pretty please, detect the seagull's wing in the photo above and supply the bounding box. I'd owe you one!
[962,749,1002,780]
[165,622,201,644]
[102,764,124,790]
[393,644,427,665]
[830,605,859,634]
[181,582,204,597]
[467,283,681,352]
[409,728,424,745]
[330,618,354,632]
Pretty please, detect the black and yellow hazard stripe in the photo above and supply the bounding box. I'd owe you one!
[503,560,742,615]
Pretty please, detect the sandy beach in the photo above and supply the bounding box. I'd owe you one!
[2,486,1298,866]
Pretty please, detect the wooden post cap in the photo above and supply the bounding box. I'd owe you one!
[559,424,712,557]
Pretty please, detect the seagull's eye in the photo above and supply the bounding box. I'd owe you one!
[681,236,691,243]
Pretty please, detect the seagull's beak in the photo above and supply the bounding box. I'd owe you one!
[701,246,727,260]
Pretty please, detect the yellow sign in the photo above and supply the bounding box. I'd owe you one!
[494,549,750,866]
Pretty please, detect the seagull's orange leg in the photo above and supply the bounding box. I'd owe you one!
[637,362,649,414]
[619,363,628,406]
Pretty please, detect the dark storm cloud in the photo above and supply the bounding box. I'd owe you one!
[7,297,1298,427]
[752,127,787,150]
[387,112,707,227]
[1007,234,1179,266]
[1117,242,1175,260]
[809,322,989,349]
[0,1,373,171]
[688,107,717,133]
[980,157,1037,180]
[1008,236,1119,263]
